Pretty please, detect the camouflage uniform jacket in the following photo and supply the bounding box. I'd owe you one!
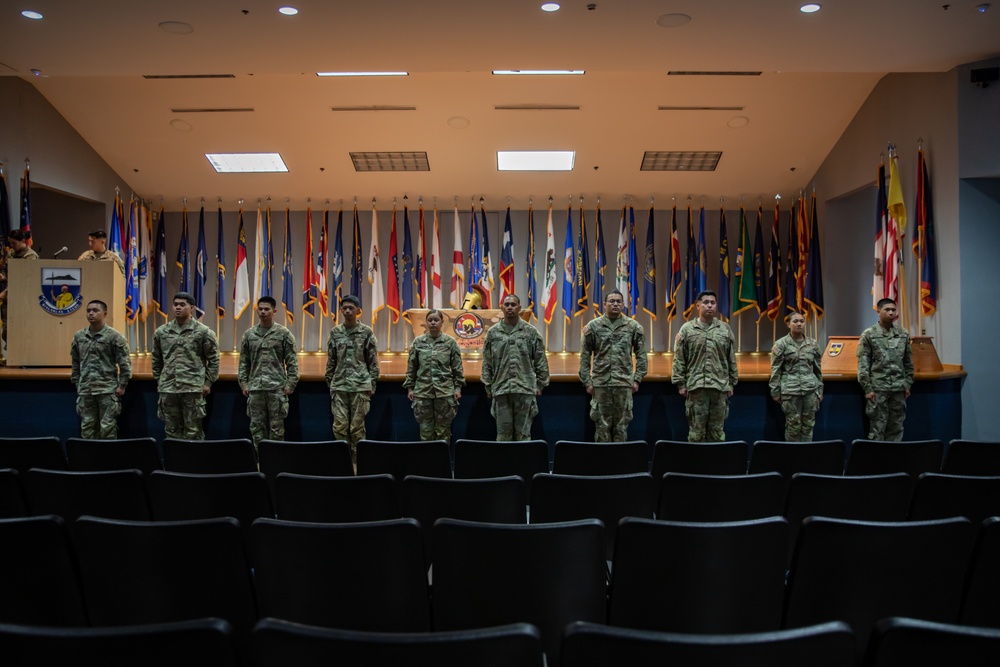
[481,319,550,396]
[857,322,914,394]
[769,334,823,399]
[579,314,648,388]
[671,318,738,392]
[151,318,221,393]
[403,333,465,399]
[1,246,40,295]
[325,322,379,393]
[238,323,299,393]
[70,325,132,395]
[78,249,125,273]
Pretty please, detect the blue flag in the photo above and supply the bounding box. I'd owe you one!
[19,166,32,244]
[281,208,294,324]
[176,208,190,293]
[124,200,140,323]
[350,205,362,306]
[194,207,207,318]
[109,196,124,260]
[754,205,767,318]
[481,204,494,304]
[785,202,799,316]
[562,206,575,322]
[642,206,656,319]
[684,205,697,318]
[804,194,824,318]
[628,206,639,315]
[153,207,167,317]
[216,207,226,319]
[468,207,482,296]
[0,170,11,252]
[696,206,708,295]
[332,209,344,318]
[594,205,606,315]
[401,205,414,314]
[576,205,590,316]
[500,207,516,303]
[717,207,731,321]
[525,206,537,319]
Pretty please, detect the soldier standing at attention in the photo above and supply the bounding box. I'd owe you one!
[325,294,379,465]
[579,289,648,442]
[481,294,549,441]
[78,229,125,273]
[672,290,739,442]
[70,299,131,439]
[0,229,39,364]
[769,310,823,441]
[238,296,299,448]
[403,309,465,442]
[858,297,913,440]
[151,291,220,440]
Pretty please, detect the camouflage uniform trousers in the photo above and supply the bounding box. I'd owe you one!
[158,392,207,440]
[331,391,371,465]
[780,393,819,442]
[866,391,907,441]
[491,393,538,441]
[589,387,633,442]
[412,396,459,442]
[247,390,289,448]
[76,393,122,439]
[685,388,729,442]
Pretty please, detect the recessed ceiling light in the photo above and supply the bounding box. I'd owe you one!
[656,13,691,27]
[492,70,585,75]
[497,151,575,171]
[541,3,561,12]
[800,3,821,13]
[205,153,289,173]
[316,71,408,77]
[278,6,299,16]
[21,10,43,19]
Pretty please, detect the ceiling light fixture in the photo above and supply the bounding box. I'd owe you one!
[799,3,821,13]
[497,151,575,171]
[278,6,299,16]
[316,71,408,77]
[492,70,585,75]
[21,10,43,19]
[541,3,561,12]
[205,153,289,173]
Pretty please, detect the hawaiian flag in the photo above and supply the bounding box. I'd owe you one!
[766,200,783,321]
[642,206,656,320]
[233,209,250,320]
[281,208,294,325]
[215,207,226,320]
[593,204,606,316]
[500,207,516,303]
[541,204,558,324]
[526,205,538,319]
[576,204,590,317]
[176,207,190,293]
[914,149,937,316]
[302,208,318,318]
[450,206,464,308]
[666,204,681,321]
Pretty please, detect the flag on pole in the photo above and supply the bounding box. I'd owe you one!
[754,205,767,318]
[717,206,731,321]
[796,196,809,313]
[252,205,271,302]
[766,200,783,321]
[804,193,824,319]
[318,210,330,318]
[233,209,250,320]
[500,207,516,303]
[562,205,575,323]
[368,204,385,322]
[785,202,799,315]
[526,205,538,319]
[628,206,639,315]
[683,205,697,318]
[125,200,140,323]
[109,195,124,261]
[281,208,295,325]
[914,149,937,316]
[416,206,427,308]
[401,204,413,316]
[385,206,401,324]
[593,204,607,315]
[0,169,11,259]
[481,203,494,304]
[19,165,32,245]
[430,207,443,309]
[885,152,906,303]
[696,206,708,296]
[666,204,681,321]
[468,207,482,301]
[616,206,629,300]
[302,208,317,319]
[194,207,208,318]
[328,210,341,318]
[153,207,168,318]
[214,207,226,320]
[541,204,558,324]
[733,205,757,317]
[351,205,362,306]
[176,207,191,294]
[873,163,887,309]
[576,204,590,317]
[450,206,464,308]
[642,206,657,320]
[139,204,152,321]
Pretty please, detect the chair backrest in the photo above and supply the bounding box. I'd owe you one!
[553,441,649,476]
[0,469,28,518]
[943,440,1000,476]
[651,440,749,477]
[0,515,88,626]
[561,620,855,667]
[72,516,257,655]
[909,473,1000,524]
[846,439,944,476]
[24,468,150,522]
[784,516,977,654]
[251,618,543,667]
[960,516,1000,627]
[432,518,606,662]
[146,471,273,526]
[0,437,67,473]
[749,440,846,476]
[273,473,399,523]
[864,616,1000,667]
[530,473,655,562]
[609,516,789,634]
[65,437,162,475]
[0,617,237,667]
[658,472,787,522]
[161,439,258,474]
[258,440,354,479]
[453,439,549,502]
[357,440,452,479]
[249,517,429,632]
[399,475,526,563]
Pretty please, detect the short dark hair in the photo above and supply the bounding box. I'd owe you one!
[426,309,444,320]
[87,299,108,312]
[173,291,196,306]
[502,294,521,305]
[877,298,897,309]
[257,296,277,308]
[341,295,361,308]
[696,290,717,302]
[89,230,107,240]
[788,309,805,320]
[8,229,30,242]
[604,289,625,302]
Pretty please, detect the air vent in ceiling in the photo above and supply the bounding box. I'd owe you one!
[144,74,236,79]
[658,106,745,111]
[170,108,254,113]
[667,71,762,76]
[350,152,430,172]
[640,151,722,172]
[331,106,417,112]
[494,104,581,111]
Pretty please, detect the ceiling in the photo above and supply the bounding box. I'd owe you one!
[2,0,997,210]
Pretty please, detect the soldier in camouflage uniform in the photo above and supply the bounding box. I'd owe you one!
[325,294,379,465]
[238,296,299,448]
[70,299,132,439]
[858,297,913,441]
[580,290,648,442]
[151,292,220,440]
[481,294,549,441]
[769,310,823,441]
[403,309,465,441]
[77,229,125,273]
[672,290,738,442]
[1,229,40,363]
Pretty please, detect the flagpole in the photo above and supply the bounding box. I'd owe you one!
[562,317,567,353]
[649,314,654,353]
[755,317,761,353]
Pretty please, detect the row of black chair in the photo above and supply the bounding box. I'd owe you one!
[3,514,1000,661]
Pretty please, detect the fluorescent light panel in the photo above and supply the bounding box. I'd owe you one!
[316,71,408,77]
[497,151,575,171]
[492,70,585,75]
[206,153,288,173]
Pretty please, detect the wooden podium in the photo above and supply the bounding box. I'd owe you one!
[6,259,125,367]
[822,335,943,377]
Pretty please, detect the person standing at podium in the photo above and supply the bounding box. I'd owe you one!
[404,309,465,442]
[858,297,913,441]
[0,229,39,365]
[70,299,131,439]
[151,291,220,440]
[78,229,125,273]
[769,310,823,441]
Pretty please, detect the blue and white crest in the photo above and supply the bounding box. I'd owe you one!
[39,267,83,316]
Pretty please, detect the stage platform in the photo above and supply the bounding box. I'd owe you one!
[0,354,966,445]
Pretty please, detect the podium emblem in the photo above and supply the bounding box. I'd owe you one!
[453,312,485,339]
[828,342,845,357]
[38,267,83,316]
